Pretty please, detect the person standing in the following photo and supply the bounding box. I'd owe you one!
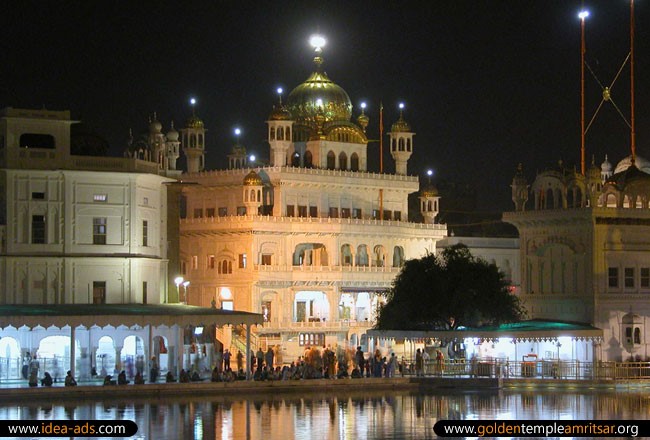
[223,349,231,371]
[355,346,364,372]
[265,347,274,370]
[256,348,264,369]
[236,350,244,372]
[415,349,423,377]
[422,350,430,375]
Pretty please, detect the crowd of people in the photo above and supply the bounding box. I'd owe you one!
[23,345,447,387]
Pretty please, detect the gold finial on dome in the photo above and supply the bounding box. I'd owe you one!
[269,87,292,121]
[391,103,411,132]
[186,98,204,128]
[286,34,353,124]
[357,102,369,133]
[243,170,263,186]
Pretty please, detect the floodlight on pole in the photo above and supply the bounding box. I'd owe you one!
[174,277,184,303]
[182,281,190,304]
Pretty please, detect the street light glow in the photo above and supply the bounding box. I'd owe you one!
[277,87,283,95]
[399,102,405,110]
[249,154,256,162]
[578,10,589,20]
[190,98,196,106]
[427,169,433,177]
[234,128,241,136]
[361,102,367,110]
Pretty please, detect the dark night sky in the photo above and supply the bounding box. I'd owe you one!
[2,1,648,211]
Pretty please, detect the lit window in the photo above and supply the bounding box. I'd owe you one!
[142,220,148,246]
[239,253,247,269]
[641,268,650,288]
[608,267,619,288]
[31,215,46,244]
[625,268,635,288]
[207,255,215,269]
[93,218,107,244]
[93,194,107,202]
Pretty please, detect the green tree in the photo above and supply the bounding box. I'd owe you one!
[376,244,525,330]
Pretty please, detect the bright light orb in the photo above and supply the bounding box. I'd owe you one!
[190,98,196,105]
[427,169,433,177]
[249,154,256,162]
[277,87,283,95]
[399,102,405,110]
[234,128,241,136]
[361,102,367,110]
[316,98,323,107]
[310,35,326,50]
[578,10,589,20]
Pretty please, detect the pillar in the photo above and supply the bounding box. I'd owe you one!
[70,326,76,379]
[245,324,251,380]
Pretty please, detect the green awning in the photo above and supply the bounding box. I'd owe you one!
[0,304,264,329]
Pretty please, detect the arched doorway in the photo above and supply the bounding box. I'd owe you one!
[0,337,21,380]
[96,335,116,377]
[122,335,146,379]
[38,335,71,382]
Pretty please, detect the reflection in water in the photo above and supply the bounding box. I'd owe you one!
[1,389,649,439]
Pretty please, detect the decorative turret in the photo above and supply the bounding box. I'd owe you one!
[228,128,247,169]
[181,99,205,173]
[511,163,529,211]
[148,113,166,170]
[419,184,440,224]
[389,104,414,175]
[357,103,369,133]
[267,88,293,166]
[165,121,180,170]
[601,155,613,183]
[243,170,263,215]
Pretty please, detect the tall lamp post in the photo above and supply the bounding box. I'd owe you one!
[182,281,190,304]
[174,277,184,304]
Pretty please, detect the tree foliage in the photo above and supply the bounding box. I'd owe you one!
[376,244,525,330]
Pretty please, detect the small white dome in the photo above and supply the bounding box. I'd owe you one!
[601,155,612,172]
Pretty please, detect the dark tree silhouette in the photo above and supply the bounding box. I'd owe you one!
[376,244,525,330]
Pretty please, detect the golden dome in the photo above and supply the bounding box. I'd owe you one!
[391,114,411,133]
[186,114,204,129]
[269,104,292,121]
[286,57,352,123]
[421,185,439,198]
[243,170,263,186]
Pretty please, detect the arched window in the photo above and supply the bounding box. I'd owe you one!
[339,152,347,170]
[356,245,368,267]
[406,139,411,152]
[278,127,284,141]
[291,152,301,167]
[398,138,405,151]
[392,246,405,267]
[304,150,313,168]
[286,126,291,141]
[351,153,359,171]
[270,127,275,141]
[219,260,232,274]
[327,151,336,170]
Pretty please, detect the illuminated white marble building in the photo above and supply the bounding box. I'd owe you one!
[179,44,447,359]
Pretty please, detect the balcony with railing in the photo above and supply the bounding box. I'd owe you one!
[257,319,374,334]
